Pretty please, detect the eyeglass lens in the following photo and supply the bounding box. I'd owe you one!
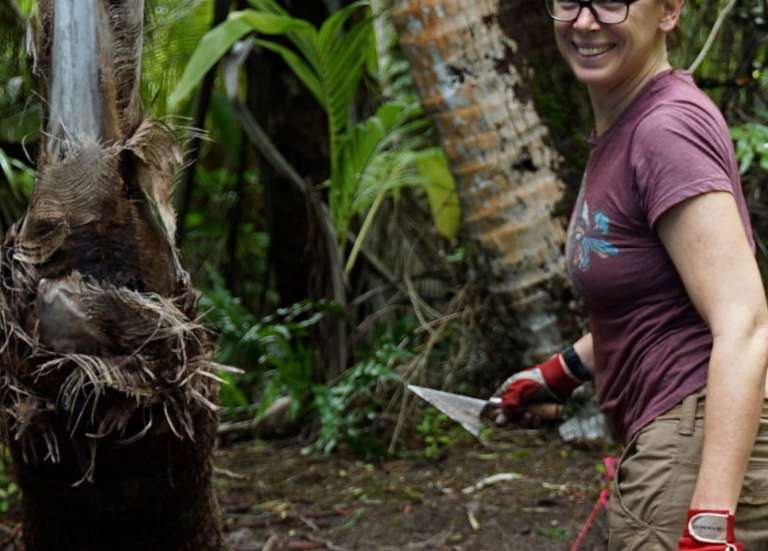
[546,0,629,25]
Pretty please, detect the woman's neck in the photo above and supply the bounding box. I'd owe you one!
[588,54,672,137]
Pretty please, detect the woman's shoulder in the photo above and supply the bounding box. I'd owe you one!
[632,75,730,151]
[642,71,728,131]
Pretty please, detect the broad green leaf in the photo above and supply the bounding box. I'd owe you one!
[333,101,425,233]
[245,0,285,13]
[246,0,319,67]
[418,150,461,241]
[169,16,253,110]
[235,10,314,36]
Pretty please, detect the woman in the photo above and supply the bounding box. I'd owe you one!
[490,1,768,549]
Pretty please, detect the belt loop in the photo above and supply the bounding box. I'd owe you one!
[677,393,698,436]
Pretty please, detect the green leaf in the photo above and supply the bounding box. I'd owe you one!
[293,4,373,176]
[169,16,253,111]
[234,10,314,35]
[417,149,461,241]
[245,0,319,67]
[331,100,430,240]
[317,1,370,55]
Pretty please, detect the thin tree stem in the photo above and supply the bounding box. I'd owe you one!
[688,0,738,74]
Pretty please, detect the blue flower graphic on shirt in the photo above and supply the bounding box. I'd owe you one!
[572,201,619,271]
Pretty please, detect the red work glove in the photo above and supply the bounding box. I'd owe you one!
[493,353,583,421]
[677,510,742,550]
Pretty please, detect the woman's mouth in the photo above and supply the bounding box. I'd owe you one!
[573,43,615,58]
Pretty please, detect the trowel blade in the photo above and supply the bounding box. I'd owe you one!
[407,385,500,438]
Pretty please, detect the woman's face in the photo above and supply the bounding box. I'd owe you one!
[554,0,674,92]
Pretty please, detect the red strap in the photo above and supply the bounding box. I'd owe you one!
[570,456,618,551]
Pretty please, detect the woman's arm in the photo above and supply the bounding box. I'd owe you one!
[657,191,768,513]
[573,333,594,374]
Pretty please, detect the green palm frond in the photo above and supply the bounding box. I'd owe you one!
[170,0,375,228]
[142,0,213,115]
[334,100,427,230]
[244,0,373,163]
[338,100,448,274]
[169,0,457,265]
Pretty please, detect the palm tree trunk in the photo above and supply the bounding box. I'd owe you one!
[0,1,225,549]
[390,0,570,365]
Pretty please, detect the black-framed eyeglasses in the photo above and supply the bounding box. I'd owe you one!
[545,0,641,25]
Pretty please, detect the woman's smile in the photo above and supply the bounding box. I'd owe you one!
[572,41,617,59]
[554,0,672,95]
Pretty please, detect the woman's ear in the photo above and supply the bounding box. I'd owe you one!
[659,0,685,33]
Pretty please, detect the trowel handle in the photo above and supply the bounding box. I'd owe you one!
[485,395,562,423]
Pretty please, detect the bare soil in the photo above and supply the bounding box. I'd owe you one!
[217,429,615,551]
[0,428,615,550]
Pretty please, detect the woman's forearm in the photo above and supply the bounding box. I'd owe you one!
[573,333,594,374]
[691,324,768,512]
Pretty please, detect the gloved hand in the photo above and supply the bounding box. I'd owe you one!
[677,509,742,550]
[491,351,586,423]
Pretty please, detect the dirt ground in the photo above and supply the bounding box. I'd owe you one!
[217,429,615,551]
[0,428,615,551]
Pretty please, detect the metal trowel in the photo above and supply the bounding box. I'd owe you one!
[408,384,608,442]
[407,385,501,438]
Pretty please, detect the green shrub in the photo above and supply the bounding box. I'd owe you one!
[309,343,407,456]
[416,407,459,460]
[732,121,768,174]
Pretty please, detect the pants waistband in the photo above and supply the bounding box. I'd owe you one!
[655,392,704,436]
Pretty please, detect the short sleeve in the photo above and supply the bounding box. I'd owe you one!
[630,103,736,228]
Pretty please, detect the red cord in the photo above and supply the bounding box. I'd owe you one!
[570,457,618,551]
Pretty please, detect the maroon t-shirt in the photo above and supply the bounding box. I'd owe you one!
[565,70,755,443]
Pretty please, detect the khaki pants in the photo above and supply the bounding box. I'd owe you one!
[607,394,768,551]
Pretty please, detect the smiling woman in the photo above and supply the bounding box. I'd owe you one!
[552,0,678,133]
[489,0,768,550]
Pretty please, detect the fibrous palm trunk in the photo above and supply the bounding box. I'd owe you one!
[0,1,226,549]
[390,0,569,365]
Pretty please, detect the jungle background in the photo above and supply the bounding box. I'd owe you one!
[0,0,766,549]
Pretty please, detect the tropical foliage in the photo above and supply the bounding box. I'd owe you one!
[172,0,458,257]
[0,0,762,475]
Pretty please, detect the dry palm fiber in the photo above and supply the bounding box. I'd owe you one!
[0,118,226,482]
[0,1,228,549]
[0,119,230,551]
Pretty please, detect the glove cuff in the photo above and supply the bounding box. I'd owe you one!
[562,345,592,382]
[538,354,581,400]
[685,509,736,544]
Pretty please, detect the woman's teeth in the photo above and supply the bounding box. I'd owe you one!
[575,45,613,57]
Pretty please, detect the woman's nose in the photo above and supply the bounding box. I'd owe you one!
[572,6,601,30]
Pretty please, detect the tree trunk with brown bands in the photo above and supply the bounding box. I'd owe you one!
[391,0,570,365]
